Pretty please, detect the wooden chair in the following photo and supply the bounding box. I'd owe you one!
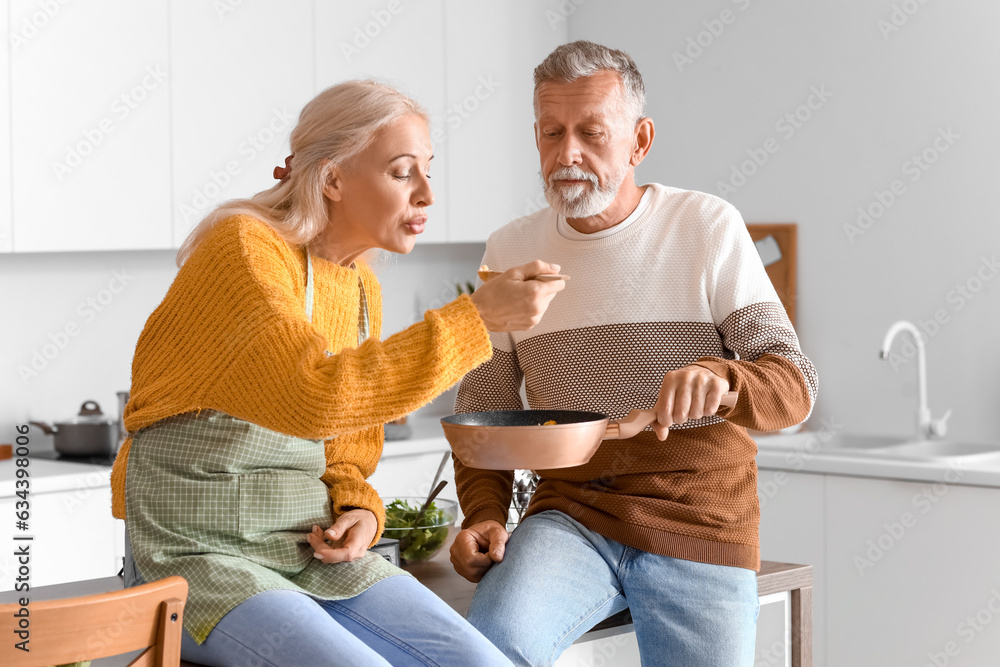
[0,575,187,667]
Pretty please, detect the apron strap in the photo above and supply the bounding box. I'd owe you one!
[305,252,315,324]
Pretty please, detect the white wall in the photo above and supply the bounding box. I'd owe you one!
[570,0,1000,442]
[0,242,484,445]
[5,0,998,446]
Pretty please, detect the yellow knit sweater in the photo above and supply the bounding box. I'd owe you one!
[110,214,492,543]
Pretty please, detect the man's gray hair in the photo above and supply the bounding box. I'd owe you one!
[533,40,646,122]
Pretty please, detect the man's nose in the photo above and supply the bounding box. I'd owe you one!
[555,135,583,166]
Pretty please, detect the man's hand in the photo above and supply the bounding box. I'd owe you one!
[307,508,378,564]
[450,520,509,583]
[653,365,730,440]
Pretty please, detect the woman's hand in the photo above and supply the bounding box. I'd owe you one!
[307,508,378,563]
[470,260,566,332]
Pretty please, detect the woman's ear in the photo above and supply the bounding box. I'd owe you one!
[321,160,344,202]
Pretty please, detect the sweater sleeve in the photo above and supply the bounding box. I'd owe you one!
[202,219,494,440]
[693,202,818,430]
[321,427,388,546]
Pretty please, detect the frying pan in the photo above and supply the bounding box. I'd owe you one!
[441,391,738,470]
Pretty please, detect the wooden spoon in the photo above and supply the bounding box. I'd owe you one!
[478,268,570,283]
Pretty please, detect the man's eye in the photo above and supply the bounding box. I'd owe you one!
[392,173,410,180]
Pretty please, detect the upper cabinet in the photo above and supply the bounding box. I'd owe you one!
[0,4,11,253]
[169,1,315,248]
[5,2,572,251]
[314,0,449,244]
[444,1,568,243]
[10,0,172,252]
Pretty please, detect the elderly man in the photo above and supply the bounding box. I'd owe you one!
[449,41,817,666]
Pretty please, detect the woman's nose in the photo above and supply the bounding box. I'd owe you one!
[414,174,434,207]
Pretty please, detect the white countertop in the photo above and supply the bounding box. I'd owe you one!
[0,457,112,497]
[753,432,1000,488]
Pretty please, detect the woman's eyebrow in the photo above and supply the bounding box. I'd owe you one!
[389,153,434,162]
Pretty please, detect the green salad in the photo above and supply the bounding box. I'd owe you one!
[384,498,452,563]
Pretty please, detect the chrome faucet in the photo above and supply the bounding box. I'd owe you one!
[879,320,952,440]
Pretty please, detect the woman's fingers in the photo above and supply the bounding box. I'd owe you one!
[309,511,378,564]
[469,261,566,332]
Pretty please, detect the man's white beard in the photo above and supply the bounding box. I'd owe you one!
[543,163,629,219]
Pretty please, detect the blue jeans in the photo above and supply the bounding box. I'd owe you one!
[467,510,759,667]
[124,533,511,666]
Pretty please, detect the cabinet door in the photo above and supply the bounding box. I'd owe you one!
[314,1,448,243]
[170,1,315,247]
[0,4,10,253]
[443,1,568,243]
[825,475,1000,666]
[757,468,827,666]
[0,485,118,591]
[10,0,171,252]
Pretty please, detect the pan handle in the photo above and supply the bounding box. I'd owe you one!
[603,391,738,440]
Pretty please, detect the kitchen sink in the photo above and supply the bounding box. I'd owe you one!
[754,432,1000,463]
[864,440,1000,463]
[753,433,912,452]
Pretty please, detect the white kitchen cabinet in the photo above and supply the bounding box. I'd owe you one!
[0,4,11,253]
[9,0,172,252]
[757,468,827,666]
[313,1,449,243]
[443,1,568,242]
[0,467,121,591]
[825,475,1000,666]
[169,1,316,247]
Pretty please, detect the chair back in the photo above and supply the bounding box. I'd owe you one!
[0,575,187,667]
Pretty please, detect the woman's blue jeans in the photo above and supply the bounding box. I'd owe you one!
[123,532,511,666]
[466,510,760,667]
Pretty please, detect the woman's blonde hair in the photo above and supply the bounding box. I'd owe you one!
[176,80,428,267]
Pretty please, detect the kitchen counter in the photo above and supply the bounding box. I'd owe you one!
[0,456,112,497]
[753,431,1000,488]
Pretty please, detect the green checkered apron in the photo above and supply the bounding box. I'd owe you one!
[125,254,405,644]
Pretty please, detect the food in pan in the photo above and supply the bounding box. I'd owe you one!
[542,420,557,425]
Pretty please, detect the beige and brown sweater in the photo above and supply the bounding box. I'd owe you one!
[454,184,817,571]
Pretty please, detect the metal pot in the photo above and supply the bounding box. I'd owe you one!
[29,400,120,457]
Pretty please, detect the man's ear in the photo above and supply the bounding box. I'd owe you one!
[321,160,344,202]
[631,117,655,167]
[534,121,540,151]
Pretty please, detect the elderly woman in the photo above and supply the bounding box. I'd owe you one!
[109,80,564,666]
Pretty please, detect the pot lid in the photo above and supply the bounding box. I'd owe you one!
[68,400,114,425]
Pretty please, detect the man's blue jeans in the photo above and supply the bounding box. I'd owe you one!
[466,510,760,666]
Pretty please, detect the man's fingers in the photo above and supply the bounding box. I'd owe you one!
[485,524,509,561]
[657,390,675,431]
[672,390,692,424]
